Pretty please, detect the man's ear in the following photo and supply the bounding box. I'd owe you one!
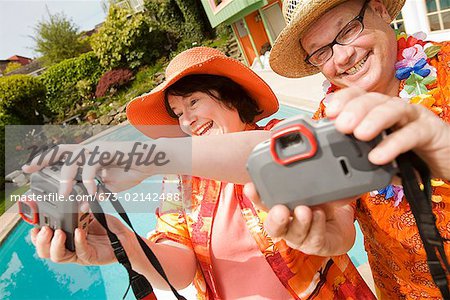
[369,0,392,23]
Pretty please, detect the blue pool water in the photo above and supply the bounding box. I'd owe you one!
[0,104,368,299]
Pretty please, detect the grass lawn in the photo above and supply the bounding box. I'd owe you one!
[0,184,29,215]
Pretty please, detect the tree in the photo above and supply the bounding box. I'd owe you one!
[144,0,213,43]
[32,11,90,65]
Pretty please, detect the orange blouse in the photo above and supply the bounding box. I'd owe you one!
[149,119,375,299]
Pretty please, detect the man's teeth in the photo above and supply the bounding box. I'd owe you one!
[346,55,368,75]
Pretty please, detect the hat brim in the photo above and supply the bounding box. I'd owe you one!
[127,56,279,138]
[270,0,406,78]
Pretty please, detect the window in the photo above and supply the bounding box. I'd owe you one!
[210,0,231,10]
[390,11,405,31]
[234,20,248,37]
[426,0,450,31]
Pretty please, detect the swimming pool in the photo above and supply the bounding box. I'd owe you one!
[0,104,368,299]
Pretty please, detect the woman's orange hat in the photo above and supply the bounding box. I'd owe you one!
[126,47,279,138]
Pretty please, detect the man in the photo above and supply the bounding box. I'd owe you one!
[263,0,450,298]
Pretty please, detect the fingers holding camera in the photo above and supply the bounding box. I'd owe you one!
[34,226,53,259]
[330,92,396,135]
[263,205,320,253]
[81,162,102,195]
[49,229,76,263]
[264,205,291,239]
[244,183,348,256]
[325,86,367,118]
[289,209,327,255]
[73,228,97,265]
[22,144,79,174]
[282,206,314,248]
[58,148,86,197]
[325,87,450,179]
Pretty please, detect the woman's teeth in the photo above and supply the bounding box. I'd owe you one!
[196,121,213,136]
[346,54,369,75]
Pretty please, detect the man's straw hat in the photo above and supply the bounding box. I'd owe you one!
[270,0,406,78]
[127,47,279,138]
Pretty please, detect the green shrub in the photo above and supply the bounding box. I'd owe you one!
[76,79,94,101]
[91,6,169,70]
[40,51,104,116]
[0,110,27,204]
[0,75,46,124]
[173,0,213,41]
[144,0,184,33]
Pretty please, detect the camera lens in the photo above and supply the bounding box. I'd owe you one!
[20,202,32,218]
[278,133,303,149]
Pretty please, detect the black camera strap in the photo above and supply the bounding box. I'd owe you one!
[88,195,156,300]
[91,180,186,300]
[396,151,450,299]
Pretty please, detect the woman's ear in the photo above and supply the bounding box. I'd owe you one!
[369,0,392,23]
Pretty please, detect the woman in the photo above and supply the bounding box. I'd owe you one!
[30,47,374,299]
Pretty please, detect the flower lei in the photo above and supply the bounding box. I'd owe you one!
[319,32,448,206]
[371,32,443,206]
[395,31,444,115]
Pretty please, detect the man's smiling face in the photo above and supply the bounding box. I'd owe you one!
[301,0,398,94]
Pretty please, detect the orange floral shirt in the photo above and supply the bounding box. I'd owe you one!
[314,41,450,299]
[149,120,375,299]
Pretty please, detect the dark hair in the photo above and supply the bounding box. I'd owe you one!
[260,42,271,55]
[164,74,263,124]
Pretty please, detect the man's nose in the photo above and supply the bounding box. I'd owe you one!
[332,44,355,69]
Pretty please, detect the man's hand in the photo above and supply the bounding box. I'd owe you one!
[244,183,356,256]
[326,87,450,179]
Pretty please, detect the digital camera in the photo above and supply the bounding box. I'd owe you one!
[247,116,397,209]
[18,163,91,251]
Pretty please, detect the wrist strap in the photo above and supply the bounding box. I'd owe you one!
[88,194,157,300]
[93,180,186,300]
[396,151,449,299]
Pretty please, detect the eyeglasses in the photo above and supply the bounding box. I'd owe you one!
[305,0,370,67]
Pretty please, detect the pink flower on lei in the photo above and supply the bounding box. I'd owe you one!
[395,44,427,69]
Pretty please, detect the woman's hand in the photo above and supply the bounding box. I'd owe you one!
[244,184,356,256]
[22,142,159,195]
[30,214,131,265]
[326,87,450,179]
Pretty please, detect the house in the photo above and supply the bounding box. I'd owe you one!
[6,59,46,77]
[200,0,449,67]
[201,0,285,66]
[7,55,32,66]
[0,55,32,74]
[394,0,449,41]
[108,0,145,13]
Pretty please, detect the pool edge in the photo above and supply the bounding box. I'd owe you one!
[0,203,21,246]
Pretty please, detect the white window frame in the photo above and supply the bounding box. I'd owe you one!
[391,11,405,30]
[426,0,450,31]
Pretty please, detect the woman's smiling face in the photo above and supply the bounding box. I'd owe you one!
[301,0,398,95]
[167,91,246,136]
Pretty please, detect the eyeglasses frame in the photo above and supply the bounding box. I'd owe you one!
[304,0,371,66]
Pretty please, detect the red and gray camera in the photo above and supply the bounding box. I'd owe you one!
[18,164,91,251]
[247,116,397,209]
